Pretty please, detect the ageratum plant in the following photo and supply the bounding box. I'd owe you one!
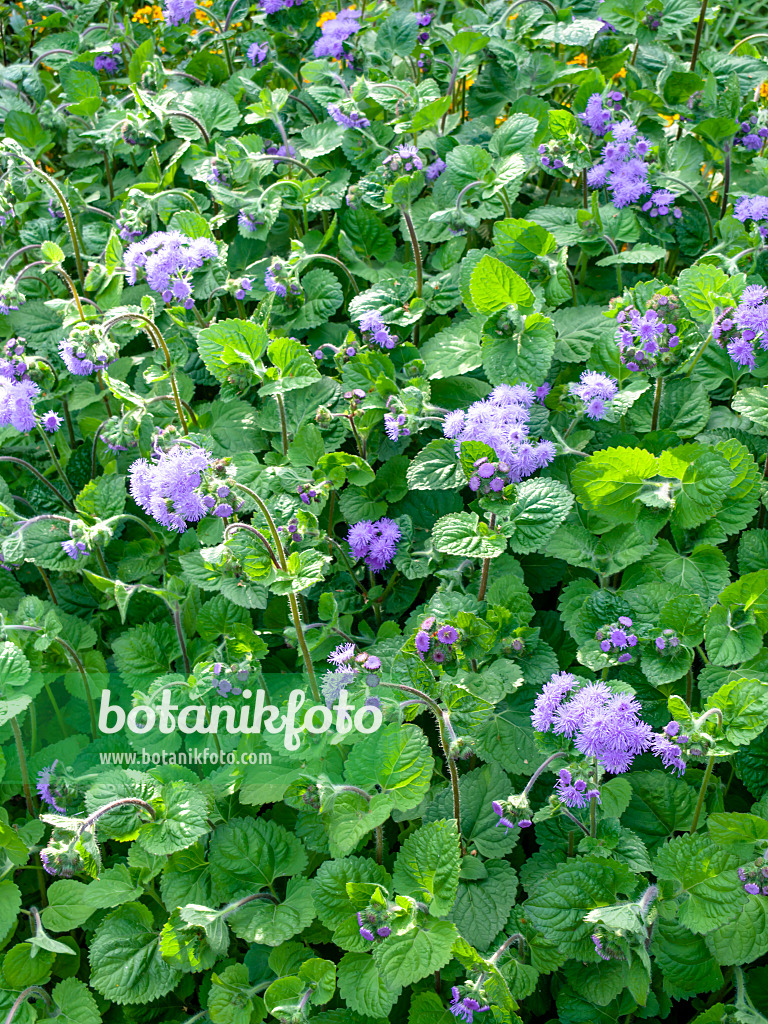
[1,0,768,1022]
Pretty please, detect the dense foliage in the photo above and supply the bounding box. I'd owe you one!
[1,0,768,1022]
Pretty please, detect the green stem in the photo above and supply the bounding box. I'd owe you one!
[689,0,709,71]
[275,395,289,455]
[232,482,320,702]
[3,986,53,1024]
[19,159,85,286]
[0,457,74,510]
[11,717,36,815]
[650,376,663,431]
[689,754,715,833]
[45,684,69,738]
[401,208,423,298]
[477,513,496,601]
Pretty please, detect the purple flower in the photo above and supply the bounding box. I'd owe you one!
[358,310,396,349]
[61,539,88,560]
[555,767,600,809]
[535,383,551,403]
[745,883,760,895]
[569,371,618,420]
[415,630,431,654]
[129,443,234,533]
[94,49,120,74]
[247,42,269,65]
[449,987,490,1023]
[261,0,305,13]
[377,925,391,937]
[41,410,63,432]
[641,188,682,220]
[579,93,613,136]
[0,377,39,432]
[164,0,196,25]
[347,517,401,572]
[329,642,356,667]
[359,927,375,941]
[327,103,370,130]
[124,231,217,308]
[437,626,458,645]
[265,265,287,297]
[36,761,65,812]
[534,676,654,775]
[238,211,263,234]
[426,157,446,181]
[314,8,361,59]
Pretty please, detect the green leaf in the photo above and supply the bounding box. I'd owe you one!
[732,386,768,434]
[468,255,534,314]
[337,953,400,1017]
[432,512,507,559]
[89,902,181,1005]
[345,724,434,811]
[49,978,102,1024]
[657,446,733,530]
[653,833,746,933]
[448,859,518,949]
[705,605,763,667]
[59,62,101,116]
[292,268,344,331]
[704,894,768,965]
[374,919,457,988]
[481,313,556,386]
[228,877,316,946]
[407,439,465,491]
[138,782,210,854]
[707,811,768,848]
[596,244,667,266]
[420,319,484,380]
[197,319,268,385]
[209,817,307,898]
[678,264,731,322]
[262,337,321,396]
[524,860,636,960]
[572,447,659,524]
[625,771,697,851]
[497,478,574,554]
[75,474,126,520]
[313,856,392,933]
[705,678,768,744]
[652,920,723,998]
[392,820,460,915]
[424,762,519,858]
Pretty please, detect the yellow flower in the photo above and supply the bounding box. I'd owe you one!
[761,81,768,99]
[613,67,626,79]
[568,52,588,66]
[660,113,680,126]
[465,77,475,88]
[317,10,336,26]
[495,115,507,125]
[132,4,164,22]
[710,190,719,203]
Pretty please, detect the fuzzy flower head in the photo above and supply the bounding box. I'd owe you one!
[449,985,490,1024]
[357,310,396,349]
[382,143,425,177]
[347,517,401,572]
[247,41,269,65]
[40,834,85,878]
[0,376,39,432]
[579,93,614,136]
[129,443,236,533]
[569,370,618,420]
[713,286,768,370]
[641,188,682,222]
[327,103,370,130]
[313,8,361,59]
[733,195,768,239]
[59,322,119,377]
[615,291,683,372]
[736,849,768,898]
[264,259,299,298]
[163,0,196,25]
[586,121,651,208]
[124,231,218,308]
[444,384,556,488]
[594,617,638,664]
[0,277,24,316]
[533,674,654,775]
[36,760,66,812]
[554,766,600,809]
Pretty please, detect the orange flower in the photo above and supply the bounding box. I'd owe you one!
[317,10,336,25]
[568,52,588,66]
[613,67,626,79]
[761,81,768,99]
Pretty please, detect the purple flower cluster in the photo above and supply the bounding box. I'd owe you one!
[59,323,119,377]
[265,260,300,298]
[94,44,122,74]
[247,42,269,65]
[568,370,618,420]
[238,211,264,234]
[414,617,459,664]
[321,642,381,707]
[596,618,638,664]
[641,188,682,221]
[36,761,66,812]
[347,517,401,571]
[328,104,370,130]
[532,674,653,774]
[654,629,680,652]
[735,116,768,152]
[0,337,27,380]
[382,144,424,175]
[129,443,235,532]
[733,195,768,239]
[587,121,651,208]
[713,285,768,370]
[124,231,218,308]
[164,0,196,25]
[261,0,304,13]
[357,311,396,349]
[443,384,556,487]
[212,661,249,698]
[738,854,768,896]
[592,932,624,962]
[426,157,446,181]
[578,92,623,137]
[233,277,252,301]
[0,277,24,315]
[0,376,39,432]
[357,909,391,943]
[314,8,361,59]
[555,767,600,808]
[650,720,687,775]
[384,412,409,442]
[449,987,490,1024]
[491,792,533,832]
[61,538,89,560]
[616,295,681,371]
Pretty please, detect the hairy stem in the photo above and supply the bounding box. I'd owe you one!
[650,376,663,432]
[11,718,36,815]
[689,753,715,833]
